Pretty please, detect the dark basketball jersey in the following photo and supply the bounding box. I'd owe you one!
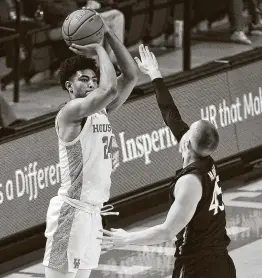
[170,156,230,258]
[151,77,235,277]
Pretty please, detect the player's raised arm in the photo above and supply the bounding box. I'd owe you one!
[101,18,138,114]
[135,44,189,142]
[61,43,117,122]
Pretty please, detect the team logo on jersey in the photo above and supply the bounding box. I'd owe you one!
[73,258,81,269]
[93,124,112,133]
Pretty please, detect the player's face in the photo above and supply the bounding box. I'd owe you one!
[71,69,98,98]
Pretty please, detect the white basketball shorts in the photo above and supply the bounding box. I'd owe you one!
[43,196,103,273]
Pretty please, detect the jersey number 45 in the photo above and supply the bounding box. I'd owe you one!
[209,175,225,215]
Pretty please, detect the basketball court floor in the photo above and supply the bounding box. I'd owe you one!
[2,177,262,278]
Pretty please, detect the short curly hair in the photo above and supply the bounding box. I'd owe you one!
[59,55,100,90]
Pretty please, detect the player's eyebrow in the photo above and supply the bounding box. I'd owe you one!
[79,74,97,79]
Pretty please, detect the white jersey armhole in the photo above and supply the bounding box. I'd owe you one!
[55,108,90,146]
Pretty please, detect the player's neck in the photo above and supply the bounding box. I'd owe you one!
[182,156,198,168]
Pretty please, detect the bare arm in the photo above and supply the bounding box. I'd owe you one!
[125,174,202,245]
[100,174,202,247]
[61,44,117,123]
[102,23,138,114]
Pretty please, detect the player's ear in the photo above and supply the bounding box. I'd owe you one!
[65,81,73,93]
[185,139,191,150]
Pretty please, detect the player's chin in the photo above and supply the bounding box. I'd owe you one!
[77,95,86,99]
[84,90,95,97]
[78,92,89,98]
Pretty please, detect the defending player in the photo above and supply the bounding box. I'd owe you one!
[43,20,138,278]
[100,45,236,278]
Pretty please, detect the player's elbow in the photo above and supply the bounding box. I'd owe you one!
[122,68,138,83]
[110,85,118,96]
[165,228,177,242]
[127,73,138,84]
[121,61,139,79]
[100,76,118,94]
[158,224,174,242]
[110,79,118,93]
[162,217,188,241]
[104,85,118,100]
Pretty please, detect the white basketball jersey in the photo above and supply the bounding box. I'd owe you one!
[55,108,113,206]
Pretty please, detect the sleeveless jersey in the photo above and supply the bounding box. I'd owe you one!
[170,156,230,258]
[55,108,113,206]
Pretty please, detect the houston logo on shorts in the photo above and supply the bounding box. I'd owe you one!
[73,258,81,269]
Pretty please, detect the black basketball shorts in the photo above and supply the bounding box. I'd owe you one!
[172,253,236,278]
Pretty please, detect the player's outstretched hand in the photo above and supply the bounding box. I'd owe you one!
[69,43,101,57]
[82,0,101,10]
[134,44,160,76]
[98,228,129,250]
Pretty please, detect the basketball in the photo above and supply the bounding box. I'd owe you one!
[62,9,104,46]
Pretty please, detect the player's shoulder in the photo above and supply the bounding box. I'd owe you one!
[178,172,202,185]
[57,101,71,118]
[175,174,202,195]
[57,102,67,113]
[56,102,86,127]
[175,173,203,201]
[56,104,66,122]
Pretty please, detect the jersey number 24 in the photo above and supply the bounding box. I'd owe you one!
[102,135,113,159]
[209,175,225,215]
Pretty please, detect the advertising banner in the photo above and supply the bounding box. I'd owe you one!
[1,61,262,240]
